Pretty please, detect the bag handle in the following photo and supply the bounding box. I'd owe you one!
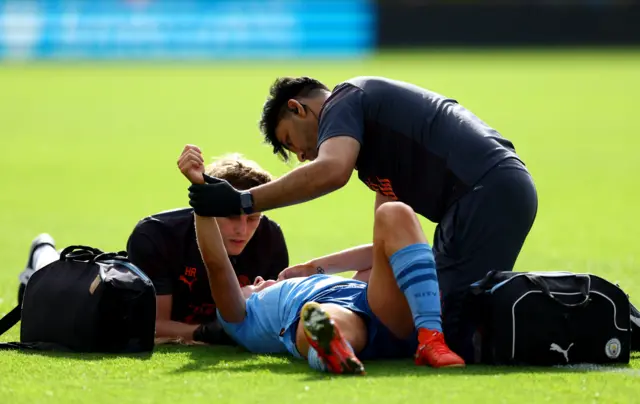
[60,245,104,262]
[524,273,591,308]
[470,270,500,293]
[91,251,129,263]
[59,246,129,264]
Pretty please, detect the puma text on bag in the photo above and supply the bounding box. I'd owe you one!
[0,245,156,353]
[464,271,631,366]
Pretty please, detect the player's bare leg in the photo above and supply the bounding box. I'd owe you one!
[295,303,367,375]
[366,202,465,368]
[352,268,372,283]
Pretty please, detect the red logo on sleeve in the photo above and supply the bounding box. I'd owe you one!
[365,177,398,200]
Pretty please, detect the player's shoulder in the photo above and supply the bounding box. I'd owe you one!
[130,207,194,241]
[329,76,411,104]
[321,78,371,113]
[328,76,371,95]
[259,213,282,229]
[338,76,402,91]
[137,207,193,225]
[126,208,193,260]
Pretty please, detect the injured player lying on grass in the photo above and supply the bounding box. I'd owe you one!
[191,187,465,374]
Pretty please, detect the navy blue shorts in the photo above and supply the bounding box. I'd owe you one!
[308,283,418,361]
[433,157,538,361]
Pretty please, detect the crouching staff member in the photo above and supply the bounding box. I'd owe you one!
[126,145,289,345]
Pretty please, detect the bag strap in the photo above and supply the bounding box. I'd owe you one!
[0,304,21,337]
[524,273,591,308]
[0,341,75,351]
[0,342,25,350]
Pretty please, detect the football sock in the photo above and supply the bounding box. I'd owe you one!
[389,243,442,332]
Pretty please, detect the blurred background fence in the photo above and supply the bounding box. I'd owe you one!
[0,0,638,61]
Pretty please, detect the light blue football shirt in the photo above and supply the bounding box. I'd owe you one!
[216,274,365,358]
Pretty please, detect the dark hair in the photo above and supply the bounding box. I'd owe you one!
[259,76,329,161]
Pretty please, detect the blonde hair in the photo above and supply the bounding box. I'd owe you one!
[205,153,273,190]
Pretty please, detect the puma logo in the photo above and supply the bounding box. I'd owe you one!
[179,275,197,291]
[549,342,574,363]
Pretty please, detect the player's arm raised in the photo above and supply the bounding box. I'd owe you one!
[194,215,246,323]
[179,144,246,324]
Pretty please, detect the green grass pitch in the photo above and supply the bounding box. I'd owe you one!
[0,49,639,403]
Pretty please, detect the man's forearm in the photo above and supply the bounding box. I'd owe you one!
[309,244,373,274]
[155,320,199,341]
[250,159,347,212]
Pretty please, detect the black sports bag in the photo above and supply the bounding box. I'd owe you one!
[0,245,156,353]
[464,270,631,366]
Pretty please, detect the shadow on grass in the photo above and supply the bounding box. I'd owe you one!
[0,345,154,361]
[6,344,637,380]
[161,344,309,376]
[160,344,640,380]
